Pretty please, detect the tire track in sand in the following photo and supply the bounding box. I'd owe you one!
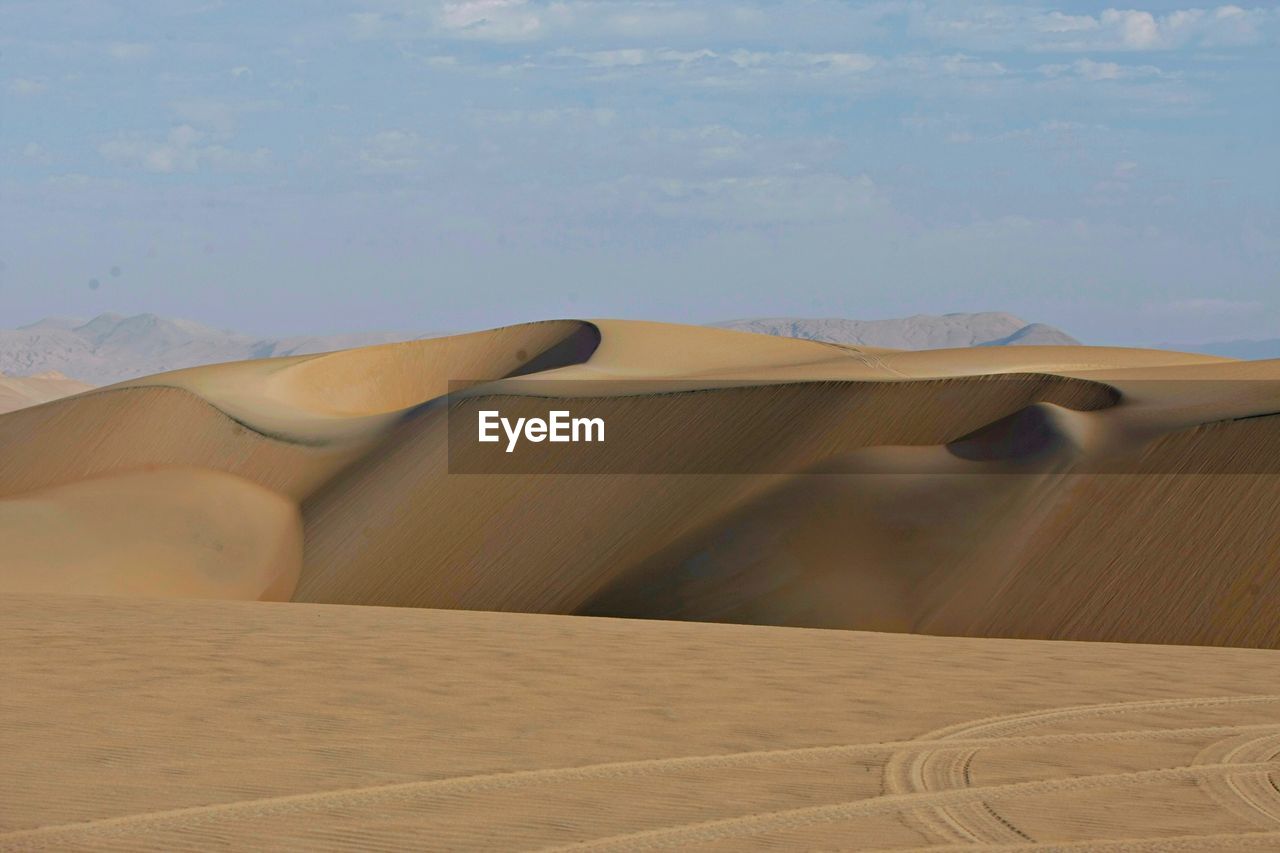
[4,695,1276,850]
[882,693,1280,846]
[1193,731,1280,829]
[861,828,1280,852]
[549,762,1280,852]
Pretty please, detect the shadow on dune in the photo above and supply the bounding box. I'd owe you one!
[4,318,1280,650]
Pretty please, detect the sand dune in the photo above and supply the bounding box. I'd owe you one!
[3,317,1280,848]
[0,370,92,415]
[2,594,1279,851]
[0,468,300,600]
[1,318,1278,648]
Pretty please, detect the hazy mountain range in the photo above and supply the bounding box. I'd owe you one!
[713,312,1081,349]
[1159,338,1280,360]
[3,311,1274,388]
[0,314,422,385]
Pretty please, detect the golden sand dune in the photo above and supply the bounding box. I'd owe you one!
[2,594,1279,851]
[1,319,1279,649]
[0,468,300,600]
[0,370,92,415]
[0,321,598,500]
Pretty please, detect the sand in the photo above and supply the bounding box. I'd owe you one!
[2,594,1279,851]
[0,370,92,415]
[2,318,1278,849]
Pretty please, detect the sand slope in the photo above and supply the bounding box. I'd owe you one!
[2,594,1279,851]
[0,468,300,600]
[1,318,1278,650]
[0,370,92,415]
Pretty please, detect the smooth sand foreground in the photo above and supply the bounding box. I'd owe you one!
[2,594,1279,851]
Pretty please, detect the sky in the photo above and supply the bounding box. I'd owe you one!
[1,0,1277,344]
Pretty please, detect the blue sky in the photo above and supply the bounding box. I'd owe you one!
[1,0,1277,344]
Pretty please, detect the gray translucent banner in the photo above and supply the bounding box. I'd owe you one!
[443,377,1280,474]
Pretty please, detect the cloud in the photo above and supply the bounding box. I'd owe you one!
[473,106,618,128]
[105,42,153,61]
[22,142,53,164]
[1112,160,1139,178]
[555,47,717,68]
[531,47,1009,97]
[170,99,275,136]
[343,0,893,46]
[45,173,127,191]
[641,173,885,225]
[7,78,49,96]
[99,125,270,174]
[436,0,550,41]
[1035,11,1100,34]
[357,130,436,174]
[918,4,1276,52]
[1039,58,1167,81]
[726,50,878,73]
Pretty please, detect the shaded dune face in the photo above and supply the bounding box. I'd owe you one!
[296,375,1116,612]
[2,318,1279,648]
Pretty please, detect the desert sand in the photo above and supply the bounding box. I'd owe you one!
[2,319,1278,849]
[0,370,92,415]
[4,595,1280,851]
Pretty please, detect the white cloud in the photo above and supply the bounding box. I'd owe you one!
[555,48,717,68]
[1035,11,1100,34]
[1103,10,1162,49]
[436,0,549,41]
[1039,58,1167,81]
[474,106,618,127]
[99,125,270,173]
[357,130,435,174]
[643,173,884,224]
[1113,160,1139,178]
[1085,5,1274,50]
[598,7,708,38]
[22,142,53,164]
[170,99,275,136]
[7,78,49,96]
[920,4,1276,51]
[726,50,877,73]
[105,42,152,61]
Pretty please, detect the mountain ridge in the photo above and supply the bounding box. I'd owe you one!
[5,311,1090,386]
[1160,338,1280,361]
[712,312,1081,349]
[0,313,422,384]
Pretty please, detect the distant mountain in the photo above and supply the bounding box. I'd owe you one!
[2,311,1086,387]
[1161,339,1280,360]
[713,313,1080,349]
[0,313,423,385]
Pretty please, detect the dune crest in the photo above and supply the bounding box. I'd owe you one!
[1,318,1279,650]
